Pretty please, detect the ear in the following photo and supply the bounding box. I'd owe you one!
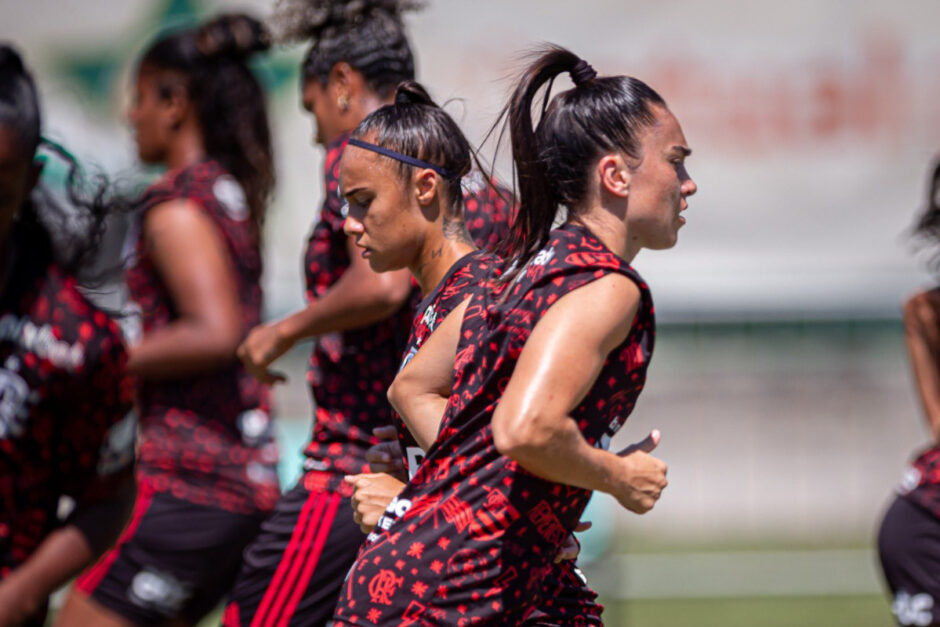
[162,83,189,130]
[414,169,440,207]
[597,154,630,199]
[330,62,356,97]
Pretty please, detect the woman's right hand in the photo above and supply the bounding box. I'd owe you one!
[365,426,407,481]
[345,473,406,534]
[613,430,668,514]
[237,322,290,384]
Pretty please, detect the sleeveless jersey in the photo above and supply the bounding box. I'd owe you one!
[394,250,498,478]
[334,222,655,625]
[301,136,514,497]
[126,161,279,515]
[899,445,940,518]
[0,226,135,575]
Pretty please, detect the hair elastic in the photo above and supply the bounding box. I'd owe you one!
[347,137,458,180]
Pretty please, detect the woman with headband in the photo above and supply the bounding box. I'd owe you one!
[59,14,280,626]
[340,80,605,626]
[333,45,692,625]
[224,2,510,625]
[0,45,136,626]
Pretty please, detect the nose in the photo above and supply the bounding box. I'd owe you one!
[343,214,363,238]
[681,166,697,198]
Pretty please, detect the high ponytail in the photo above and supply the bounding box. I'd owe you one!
[271,0,421,98]
[496,44,667,269]
[139,13,274,228]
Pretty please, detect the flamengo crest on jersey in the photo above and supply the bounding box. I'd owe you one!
[334,222,654,625]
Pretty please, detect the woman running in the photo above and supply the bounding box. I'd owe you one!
[59,14,280,626]
[224,3,509,625]
[340,80,604,625]
[878,159,940,627]
[333,45,692,625]
[0,45,136,626]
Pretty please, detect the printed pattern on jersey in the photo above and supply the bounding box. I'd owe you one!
[0,231,135,575]
[394,251,498,478]
[301,133,416,497]
[126,161,279,515]
[899,445,940,518]
[334,222,654,625]
[301,137,514,497]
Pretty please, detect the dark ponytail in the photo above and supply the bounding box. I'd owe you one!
[912,158,940,275]
[0,44,127,277]
[139,13,274,227]
[497,44,666,269]
[271,0,421,98]
[352,80,474,215]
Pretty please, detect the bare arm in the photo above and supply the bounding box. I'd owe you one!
[126,200,242,379]
[387,297,470,451]
[0,478,134,626]
[904,290,940,442]
[238,234,413,383]
[491,274,667,514]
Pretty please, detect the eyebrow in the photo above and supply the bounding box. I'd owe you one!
[670,146,692,157]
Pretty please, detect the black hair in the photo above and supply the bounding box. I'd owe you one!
[912,158,940,274]
[0,43,120,276]
[271,0,421,98]
[351,81,473,215]
[139,13,274,227]
[495,44,667,269]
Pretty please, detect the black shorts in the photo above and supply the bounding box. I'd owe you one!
[878,496,940,626]
[222,481,365,627]
[75,483,264,625]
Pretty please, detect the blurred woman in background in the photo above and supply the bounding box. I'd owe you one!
[224,2,510,624]
[878,159,940,627]
[0,44,136,627]
[58,14,280,626]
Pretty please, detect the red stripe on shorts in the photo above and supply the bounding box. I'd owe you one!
[75,480,155,594]
[275,492,343,627]
[251,490,326,627]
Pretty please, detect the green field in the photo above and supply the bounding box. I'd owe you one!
[598,595,894,627]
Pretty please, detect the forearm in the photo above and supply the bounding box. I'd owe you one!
[276,267,411,344]
[0,526,93,622]
[128,320,238,379]
[904,293,940,441]
[496,413,624,495]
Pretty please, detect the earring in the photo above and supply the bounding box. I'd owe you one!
[338,94,350,112]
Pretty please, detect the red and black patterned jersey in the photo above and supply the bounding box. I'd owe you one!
[334,222,655,626]
[461,172,513,251]
[0,227,135,576]
[395,251,498,478]
[301,132,416,497]
[126,161,279,515]
[301,137,513,497]
[898,445,940,518]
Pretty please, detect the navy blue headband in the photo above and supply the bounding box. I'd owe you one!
[347,137,458,181]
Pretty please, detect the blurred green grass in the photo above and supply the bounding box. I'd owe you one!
[601,594,893,627]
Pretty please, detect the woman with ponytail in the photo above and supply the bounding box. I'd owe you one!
[0,44,136,626]
[224,3,510,625]
[340,80,603,625]
[877,161,940,627]
[333,45,695,625]
[58,14,280,627]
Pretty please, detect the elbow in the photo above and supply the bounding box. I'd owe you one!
[492,405,553,461]
[387,375,405,416]
[202,319,243,363]
[374,274,413,314]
